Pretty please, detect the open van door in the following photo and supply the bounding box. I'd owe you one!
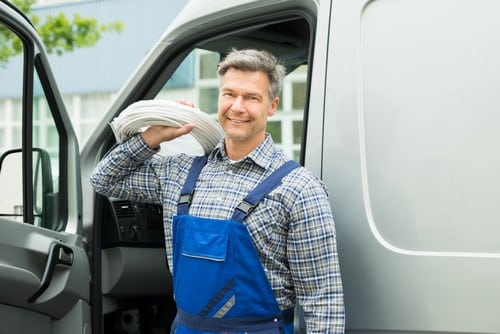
[0,2,90,333]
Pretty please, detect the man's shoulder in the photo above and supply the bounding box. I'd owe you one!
[281,162,329,196]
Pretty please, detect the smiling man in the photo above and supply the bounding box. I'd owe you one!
[217,64,278,160]
[91,49,344,334]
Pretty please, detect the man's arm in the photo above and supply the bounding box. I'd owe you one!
[289,177,345,333]
[90,134,163,204]
[90,123,195,203]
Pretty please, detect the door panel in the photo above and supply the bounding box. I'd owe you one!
[0,3,90,333]
[0,219,89,318]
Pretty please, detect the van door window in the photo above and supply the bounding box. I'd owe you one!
[0,24,61,231]
[0,23,24,222]
[32,72,61,230]
[0,24,23,150]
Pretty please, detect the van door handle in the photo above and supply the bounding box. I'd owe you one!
[27,242,74,303]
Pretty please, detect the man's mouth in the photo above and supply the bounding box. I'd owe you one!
[229,118,248,124]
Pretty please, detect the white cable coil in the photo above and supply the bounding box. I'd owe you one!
[110,99,224,154]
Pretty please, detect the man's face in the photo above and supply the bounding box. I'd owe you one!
[218,68,279,147]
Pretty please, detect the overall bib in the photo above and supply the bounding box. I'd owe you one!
[171,156,299,334]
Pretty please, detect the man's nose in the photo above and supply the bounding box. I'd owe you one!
[230,96,244,112]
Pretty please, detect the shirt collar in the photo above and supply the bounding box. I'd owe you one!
[209,133,277,170]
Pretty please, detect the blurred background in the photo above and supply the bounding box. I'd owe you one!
[1,0,307,160]
[1,0,187,148]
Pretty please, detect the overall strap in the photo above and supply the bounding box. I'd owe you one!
[177,155,208,215]
[231,160,300,222]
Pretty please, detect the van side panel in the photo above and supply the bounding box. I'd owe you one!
[322,0,500,332]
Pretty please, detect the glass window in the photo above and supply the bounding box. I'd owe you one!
[199,52,220,79]
[0,150,23,222]
[0,23,62,230]
[11,100,22,121]
[11,127,22,149]
[0,128,4,147]
[199,87,218,114]
[292,120,303,145]
[0,23,23,221]
[267,120,282,143]
[33,72,61,229]
[292,81,307,110]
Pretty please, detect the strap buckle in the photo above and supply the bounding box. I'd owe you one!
[178,192,194,205]
[236,200,256,214]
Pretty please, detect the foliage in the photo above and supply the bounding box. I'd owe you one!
[0,0,123,65]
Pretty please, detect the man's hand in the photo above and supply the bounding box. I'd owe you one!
[141,100,196,148]
[141,123,195,149]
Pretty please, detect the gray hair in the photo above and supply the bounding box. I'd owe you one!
[217,49,286,100]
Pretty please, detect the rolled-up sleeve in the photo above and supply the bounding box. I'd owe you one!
[289,178,345,333]
[90,134,163,204]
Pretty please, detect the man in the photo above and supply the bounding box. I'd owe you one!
[91,49,344,333]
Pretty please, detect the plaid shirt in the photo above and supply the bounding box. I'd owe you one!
[91,133,344,333]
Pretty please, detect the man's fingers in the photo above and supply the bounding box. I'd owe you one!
[178,123,195,135]
[141,123,194,148]
[176,100,196,108]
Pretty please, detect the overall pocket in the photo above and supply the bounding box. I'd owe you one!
[172,215,233,315]
[181,228,228,261]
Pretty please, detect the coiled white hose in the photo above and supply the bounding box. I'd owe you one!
[110,99,224,154]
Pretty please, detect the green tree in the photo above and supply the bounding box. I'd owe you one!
[0,0,123,65]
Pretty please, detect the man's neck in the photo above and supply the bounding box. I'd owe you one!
[224,136,264,161]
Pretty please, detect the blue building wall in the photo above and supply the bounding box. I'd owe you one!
[1,0,188,97]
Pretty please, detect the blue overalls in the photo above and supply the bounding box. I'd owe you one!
[171,155,299,334]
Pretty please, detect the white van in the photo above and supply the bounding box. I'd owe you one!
[1,0,499,333]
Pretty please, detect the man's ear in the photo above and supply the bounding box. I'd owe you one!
[269,97,279,117]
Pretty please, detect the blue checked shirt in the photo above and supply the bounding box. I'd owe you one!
[91,133,344,333]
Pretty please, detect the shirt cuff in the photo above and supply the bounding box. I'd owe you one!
[123,133,160,161]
